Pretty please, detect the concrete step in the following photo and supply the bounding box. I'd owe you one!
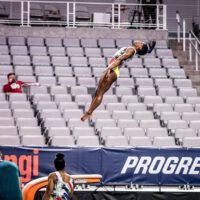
[169,39,189,48]
[172,52,190,64]
[169,39,200,96]
[192,80,200,87]
[175,50,190,53]
[182,65,200,72]
[186,70,200,76]
[170,42,199,62]
[189,75,200,81]
[173,53,189,57]
[182,66,195,71]
[195,86,200,96]
[170,45,189,51]
[180,61,191,65]
[182,64,196,68]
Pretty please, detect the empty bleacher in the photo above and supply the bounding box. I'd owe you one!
[0,36,200,148]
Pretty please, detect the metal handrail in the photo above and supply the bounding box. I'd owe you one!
[176,10,200,71]
[189,30,200,71]
[190,30,200,46]
[0,0,167,29]
[176,10,186,51]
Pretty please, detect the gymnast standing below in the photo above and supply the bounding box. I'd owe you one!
[42,153,74,200]
[81,40,156,121]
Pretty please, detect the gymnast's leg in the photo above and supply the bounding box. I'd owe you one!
[81,70,117,121]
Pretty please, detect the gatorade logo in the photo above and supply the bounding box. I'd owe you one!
[3,149,39,183]
[121,156,200,175]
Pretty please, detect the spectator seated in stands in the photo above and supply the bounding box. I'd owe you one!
[3,73,39,93]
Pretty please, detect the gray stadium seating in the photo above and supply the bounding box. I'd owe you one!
[124,127,145,137]
[0,135,20,146]
[77,136,100,147]
[27,37,44,46]
[0,35,198,148]
[105,136,129,147]
[130,136,152,147]
[51,136,75,147]
[63,38,80,47]
[30,46,47,56]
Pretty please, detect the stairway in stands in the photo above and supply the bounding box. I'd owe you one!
[169,39,200,96]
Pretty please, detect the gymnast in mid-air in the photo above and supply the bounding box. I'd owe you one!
[81,40,156,121]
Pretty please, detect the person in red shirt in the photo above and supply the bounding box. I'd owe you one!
[3,73,39,93]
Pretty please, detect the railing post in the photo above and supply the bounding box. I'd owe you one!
[27,1,30,26]
[189,33,192,62]
[112,4,115,28]
[183,19,186,52]
[66,2,69,27]
[195,40,199,71]
[163,5,167,30]
[73,2,76,27]
[176,11,180,43]
[21,1,24,26]
[156,4,159,29]
[118,4,120,29]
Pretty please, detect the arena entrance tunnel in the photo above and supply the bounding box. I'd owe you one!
[22,174,102,200]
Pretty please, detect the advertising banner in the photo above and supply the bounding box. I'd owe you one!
[1,147,200,185]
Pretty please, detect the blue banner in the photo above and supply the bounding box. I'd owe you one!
[0,147,200,185]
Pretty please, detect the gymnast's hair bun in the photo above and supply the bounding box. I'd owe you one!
[147,40,156,54]
[56,153,64,160]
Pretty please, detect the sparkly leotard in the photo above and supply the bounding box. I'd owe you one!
[50,172,73,200]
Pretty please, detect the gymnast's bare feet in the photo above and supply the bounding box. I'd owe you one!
[81,112,92,122]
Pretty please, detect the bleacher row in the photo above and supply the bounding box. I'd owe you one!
[0,37,184,81]
[0,36,200,148]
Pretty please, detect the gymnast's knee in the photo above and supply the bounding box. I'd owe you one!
[96,94,103,102]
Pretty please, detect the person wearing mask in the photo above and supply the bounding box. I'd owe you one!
[0,151,22,200]
[42,153,74,200]
[3,72,39,93]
